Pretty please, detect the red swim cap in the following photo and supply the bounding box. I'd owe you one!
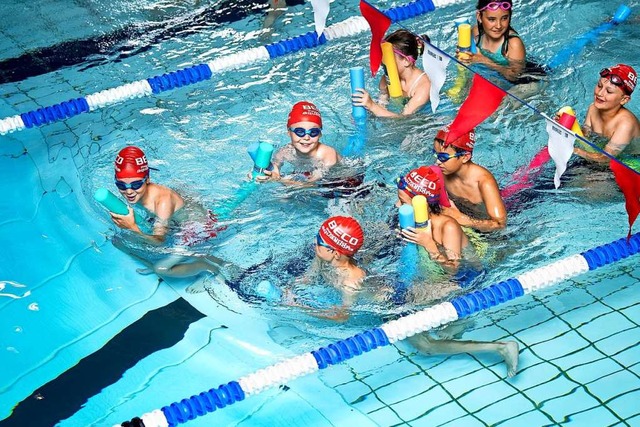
[287,101,323,127]
[436,125,476,151]
[403,166,442,204]
[318,216,364,256]
[601,64,637,95]
[114,146,149,180]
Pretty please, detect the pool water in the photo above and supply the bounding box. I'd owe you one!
[1,0,639,426]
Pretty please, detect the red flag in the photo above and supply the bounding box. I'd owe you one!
[360,0,391,76]
[446,74,506,144]
[610,159,640,239]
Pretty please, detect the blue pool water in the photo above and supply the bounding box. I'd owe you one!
[1,0,639,426]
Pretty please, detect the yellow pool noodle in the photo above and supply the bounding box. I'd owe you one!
[412,195,429,229]
[446,23,472,103]
[558,105,595,152]
[557,106,584,137]
[381,42,403,98]
[457,23,471,60]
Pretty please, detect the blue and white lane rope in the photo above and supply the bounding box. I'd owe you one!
[0,0,469,136]
[115,233,640,427]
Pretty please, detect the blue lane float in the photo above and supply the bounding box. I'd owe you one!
[115,232,640,427]
[545,4,631,70]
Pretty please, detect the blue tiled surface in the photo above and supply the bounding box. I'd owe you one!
[324,270,640,426]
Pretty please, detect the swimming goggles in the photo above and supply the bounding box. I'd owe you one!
[432,149,468,163]
[289,127,322,138]
[599,68,630,94]
[316,233,334,250]
[115,178,146,191]
[396,176,419,197]
[393,48,416,64]
[479,1,512,12]
[433,150,469,163]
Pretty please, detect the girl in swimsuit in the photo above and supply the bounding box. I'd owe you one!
[352,29,431,117]
[458,0,527,83]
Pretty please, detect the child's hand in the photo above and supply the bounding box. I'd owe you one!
[110,207,137,231]
[249,169,280,182]
[352,88,374,110]
[399,226,432,246]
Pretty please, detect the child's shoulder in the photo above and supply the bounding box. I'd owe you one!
[316,142,339,159]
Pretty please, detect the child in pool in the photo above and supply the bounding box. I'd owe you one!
[109,146,227,278]
[573,64,640,167]
[289,216,366,322]
[432,126,507,232]
[396,165,519,377]
[459,0,526,83]
[397,165,471,273]
[259,101,340,183]
[352,29,431,117]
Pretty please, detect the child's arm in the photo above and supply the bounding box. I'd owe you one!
[110,196,176,245]
[463,32,526,81]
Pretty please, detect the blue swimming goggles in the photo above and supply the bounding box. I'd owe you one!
[316,233,334,250]
[396,176,419,197]
[432,149,469,163]
[289,127,322,138]
[115,177,146,191]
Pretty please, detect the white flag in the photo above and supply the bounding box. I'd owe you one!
[422,43,450,113]
[546,118,575,188]
[310,0,330,40]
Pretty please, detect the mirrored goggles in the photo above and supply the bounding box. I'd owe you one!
[599,68,630,94]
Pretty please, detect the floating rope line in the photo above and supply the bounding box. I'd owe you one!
[114,232,640,427]
[0,0,473,136]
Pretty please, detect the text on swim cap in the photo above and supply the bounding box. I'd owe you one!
[115,154,147,166]
[627,71,637,90]
[327,219,359,245]
[301,105,321,116]
[321,220,359,253]
[408,171,437,195]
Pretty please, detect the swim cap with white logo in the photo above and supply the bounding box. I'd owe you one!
[318,216,364,256]
[114,146,149,180]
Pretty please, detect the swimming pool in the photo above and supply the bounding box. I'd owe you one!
[1,0,639,426]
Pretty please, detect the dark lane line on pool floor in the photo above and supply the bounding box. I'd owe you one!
[0,297,207,427]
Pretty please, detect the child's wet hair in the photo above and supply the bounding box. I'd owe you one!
[385,29,430,62]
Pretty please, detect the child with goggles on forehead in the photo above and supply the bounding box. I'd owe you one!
[110,146,227,279]
[396,166,519,377]
[432,126,507,232]
[573,64,640,167]
[287,216,365,322]
[352,29,431,117]
[258,101,340,183]
[458,0,529,83]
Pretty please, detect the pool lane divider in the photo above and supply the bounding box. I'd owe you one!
[0,0,471,136]
[115,233,640,427]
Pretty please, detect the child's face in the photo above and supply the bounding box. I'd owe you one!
[477,9,510,40]
[116,176,148,204]
[288,120,322,155]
